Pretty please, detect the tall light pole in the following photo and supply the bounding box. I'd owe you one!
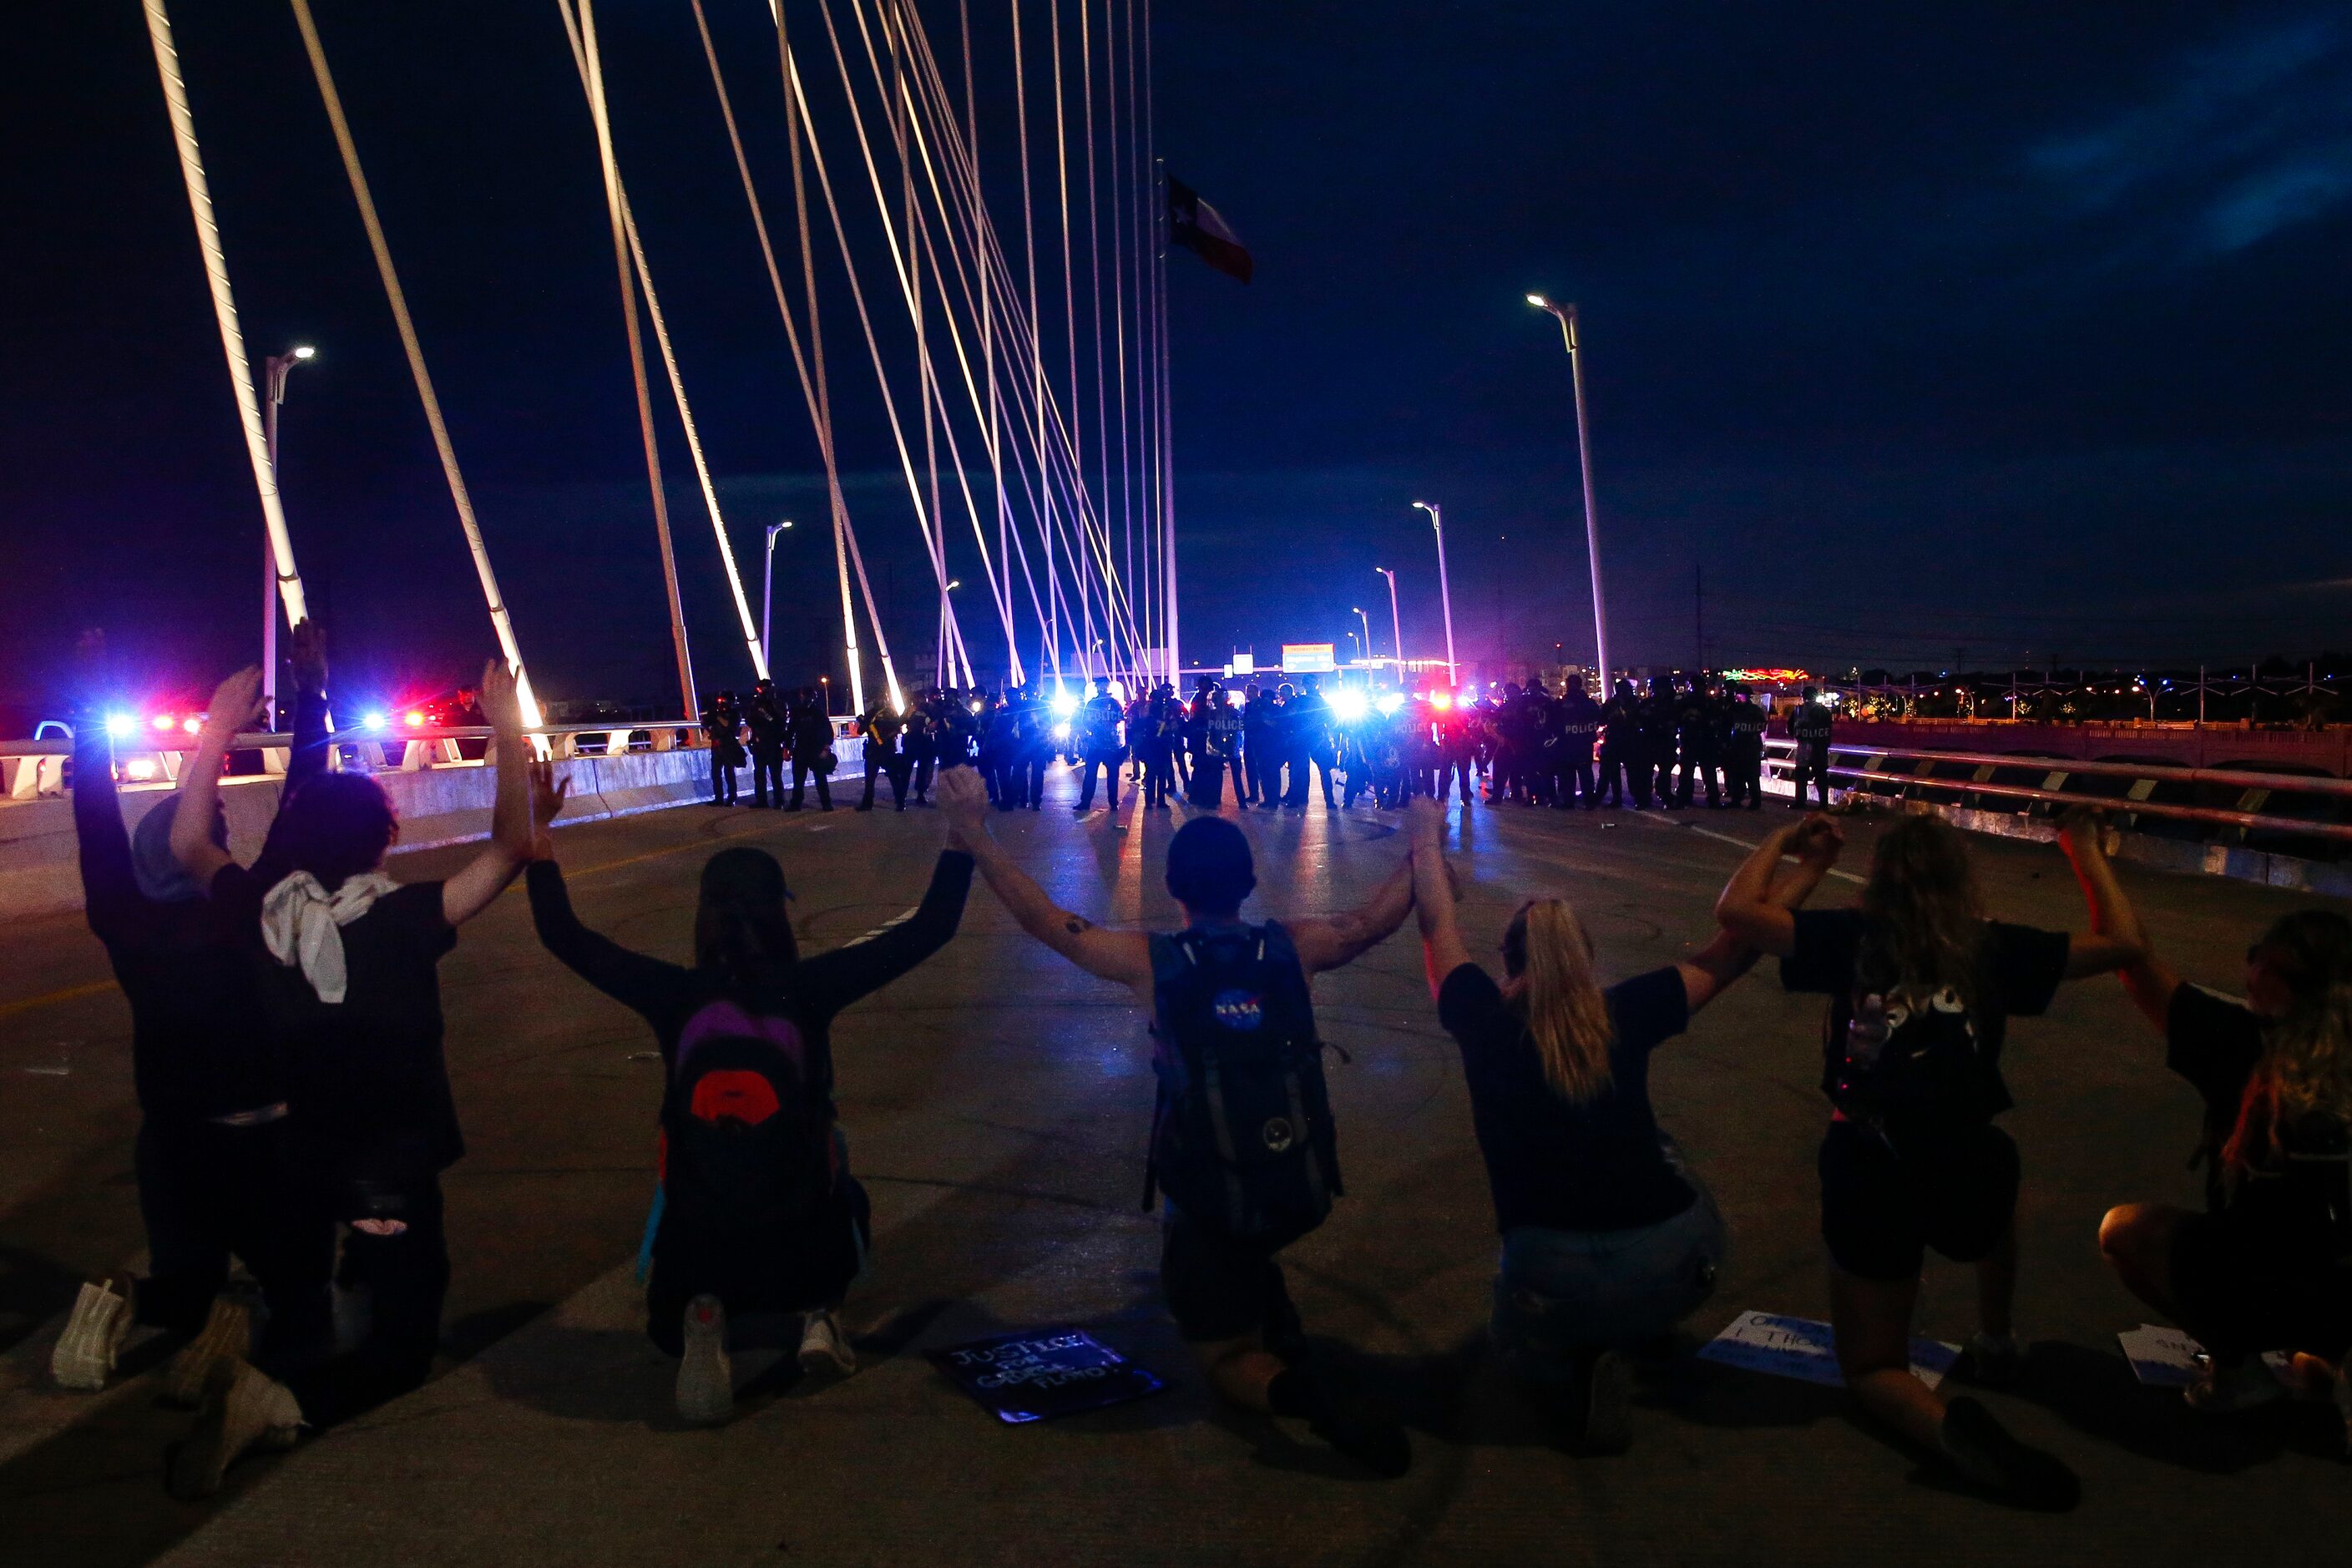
[1352,605,1374,667]
[260,343,316,726]
[1412,501,1458,687]
[1527,296,1610,685]
[761,519,792,675]
[1374,568,1404,688]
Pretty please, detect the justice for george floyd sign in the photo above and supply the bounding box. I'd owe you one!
[928,1328,1166,1424]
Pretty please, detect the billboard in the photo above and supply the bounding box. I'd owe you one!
[1281,643,1337,674]
[1230,652,1256,675]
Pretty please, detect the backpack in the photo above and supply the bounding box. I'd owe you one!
[1829,968,1984,1118]
[659,1009,836,1246]
[1145,923,1342,1246]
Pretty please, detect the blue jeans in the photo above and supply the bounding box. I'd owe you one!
[1491,1166,1725,1383]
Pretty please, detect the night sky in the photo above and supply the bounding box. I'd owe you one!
[4,2,2348,720]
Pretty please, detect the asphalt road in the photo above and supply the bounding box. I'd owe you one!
[3,775,2348,1566]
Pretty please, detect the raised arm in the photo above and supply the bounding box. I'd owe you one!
[1713,814,1842,958]
[1406,797,1470,998]
[439,660,534,928]
[2056,808,2160,997]
[1679,844,1834,1012]
[1290,852,1415,976]
[69,632,140,937]
[171,666,261,888]
[526,853,690,1017]
[955,778,1152,992]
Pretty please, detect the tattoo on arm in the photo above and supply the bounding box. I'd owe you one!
[1065,915,1090,935]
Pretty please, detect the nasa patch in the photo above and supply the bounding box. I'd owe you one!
[1211,989,1264,1030]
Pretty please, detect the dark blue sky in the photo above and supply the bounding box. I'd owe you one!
[3,2,2348,715]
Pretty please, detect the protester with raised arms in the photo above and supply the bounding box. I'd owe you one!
[1717,812,2139,1509]
[1405,797,1835,1449]
[2060,808,2352,1440]
[526,761,982,1424]
[160,657,539,1496]
[956,807,1419,1474]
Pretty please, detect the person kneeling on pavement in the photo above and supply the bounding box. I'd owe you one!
[526,763,981,1424]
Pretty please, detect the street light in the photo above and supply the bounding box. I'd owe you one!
[761,520,792,673]
[1411,501,1458,686]
[1374,568,1403,689]
[1526,295,1611,686]
[260,343,316,725]
[1352,606,1373,665]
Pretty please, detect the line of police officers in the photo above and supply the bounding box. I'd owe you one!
[706,670,1839,817]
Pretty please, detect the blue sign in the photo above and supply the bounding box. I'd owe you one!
[928,1328,1166,1424]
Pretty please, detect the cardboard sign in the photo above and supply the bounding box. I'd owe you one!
[928,1328,1165,1424]
[1698,1310,1959,1390]
[2115,1323,2294,1389]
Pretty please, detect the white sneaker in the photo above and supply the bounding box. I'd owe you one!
[164,1297,255,1409]
[166,1358,303,1500]
[675,1295,734,1426]
[51,1277,133,1391]
[797,1309,857,1380]
[2183,1355,2286,1414]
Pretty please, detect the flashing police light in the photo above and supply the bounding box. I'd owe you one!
[1376,692,1407,716]
[362,711,388,732]
[152,713,177,732]
[1050,690,1080,720]
[405,710,427,727]
[1329,689,1369,724]
[104,712,135,740]
[1051,721,1072,742]
[1429,691,1454,711]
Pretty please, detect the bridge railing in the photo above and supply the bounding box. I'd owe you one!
[1763,736,2352,852]
[0,717,863,801]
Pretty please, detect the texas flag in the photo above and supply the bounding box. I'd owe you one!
[1166,175,1253,283]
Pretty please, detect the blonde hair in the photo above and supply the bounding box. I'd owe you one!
[1501,898,1616,1103]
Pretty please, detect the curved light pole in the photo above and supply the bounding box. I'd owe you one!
[1527,296,1610,686]
[1374,568,1404,688]
[761,518,792,673]
[1352,605,1374,666]
[260,342,316,723]
[1411,501,1458,686]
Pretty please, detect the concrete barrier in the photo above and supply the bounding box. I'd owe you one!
[0,740,862,921]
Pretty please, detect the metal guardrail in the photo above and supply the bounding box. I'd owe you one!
[1763,737,2352,846]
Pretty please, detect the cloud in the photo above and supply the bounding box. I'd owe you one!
[2029,15,2352,261]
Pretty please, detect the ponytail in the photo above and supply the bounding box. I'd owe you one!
[1502,898,1616,1104]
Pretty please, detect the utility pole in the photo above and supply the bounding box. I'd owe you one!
[1692,563,1703,673]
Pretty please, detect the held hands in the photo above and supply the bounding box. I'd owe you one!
[200,667,265,747]
[1406,794,1445,847]
[2056,804,2112,860]
[526,758,571,861]
[1788,813,1844,868]
[934,764,989,836]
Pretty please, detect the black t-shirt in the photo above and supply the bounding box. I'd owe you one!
[2167,984,2352,1250]
[1781,908,2069,1137]
[214,868,463,1190]
[1437,961,1697,1234]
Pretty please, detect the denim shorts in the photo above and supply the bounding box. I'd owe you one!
[1491,1174,1725,1383]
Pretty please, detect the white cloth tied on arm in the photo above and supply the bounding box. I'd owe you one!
[261,871,401,1004]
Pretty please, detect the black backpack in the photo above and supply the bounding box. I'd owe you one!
[1145,923,1342,1246]
[659,1023,835,1247]
[1829,969,1984,1117]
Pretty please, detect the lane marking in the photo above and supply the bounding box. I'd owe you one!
[0,979,117,1019]
[1639,814,1866,883]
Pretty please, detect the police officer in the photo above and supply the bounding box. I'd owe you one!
[1285,675,1338,809]
[1598,678,1645,809]
[1675,675,1722,810]
[986,689,1024,809]
[1556,678,1602,809]
[702,690,745,807]
[1240,681,1277,805]
[744,680,787,808]
[1136,685,1179,807]
[1722,681,1768,810]
[857,695,908,811]
[1075,675,1128,812]
[786,686,836,811]
[1788,684,1834,808]
[903,690,939,805]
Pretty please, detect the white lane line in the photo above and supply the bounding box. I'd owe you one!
[1651,816,1867,883]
